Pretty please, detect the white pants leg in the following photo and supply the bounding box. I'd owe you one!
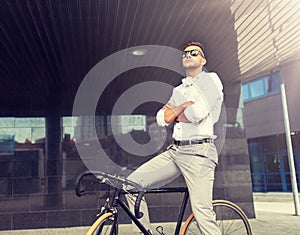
[126,147,181,233]
[175,143,221,235]
[126,143,221,235]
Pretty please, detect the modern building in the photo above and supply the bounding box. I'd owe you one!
[0,0,300,231]
[243,60,300,192]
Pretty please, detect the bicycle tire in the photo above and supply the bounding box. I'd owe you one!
[86,212,118,235]
[181,199,252,235]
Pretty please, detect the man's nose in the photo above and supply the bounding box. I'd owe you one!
[185,52,192,57]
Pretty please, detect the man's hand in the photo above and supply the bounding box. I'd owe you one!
[163,101,194,124]
[163,103,177,124]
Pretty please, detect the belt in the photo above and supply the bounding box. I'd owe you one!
[172,138,213,146]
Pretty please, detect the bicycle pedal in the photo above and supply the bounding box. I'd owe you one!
[155,226,165,235]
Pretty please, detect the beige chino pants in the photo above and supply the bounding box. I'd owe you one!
[126,143,221,235]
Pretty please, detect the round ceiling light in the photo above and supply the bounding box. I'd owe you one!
[132,49,148,56]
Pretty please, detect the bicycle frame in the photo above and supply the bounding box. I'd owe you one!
[76,171,252,235]
[75,171,191,234]
[106,187,190,235]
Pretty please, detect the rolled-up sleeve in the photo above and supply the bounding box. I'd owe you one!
[156,108,169,126]
[156,89,177,127]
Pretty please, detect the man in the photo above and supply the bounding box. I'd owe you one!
[126,41,223,234]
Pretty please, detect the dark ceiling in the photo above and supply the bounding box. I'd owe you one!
[0,0,299,116]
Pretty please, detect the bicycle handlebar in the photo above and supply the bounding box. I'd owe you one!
[134,191,145,219]
[75,170,143,196]
[75,170,146,218]
[75,171,94,197]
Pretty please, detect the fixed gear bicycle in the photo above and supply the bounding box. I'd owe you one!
[75,170,252,235]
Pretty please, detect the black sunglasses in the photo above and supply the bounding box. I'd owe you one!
[182,49,204,58]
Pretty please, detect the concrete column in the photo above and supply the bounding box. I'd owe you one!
[46,113,63,208]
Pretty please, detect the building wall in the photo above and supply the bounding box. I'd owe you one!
[244,60,300,139]
[243,60,300,192]
[0,95,256,231]
[0,56,256,230]
[244,93,284,139]
[280,60,300,131]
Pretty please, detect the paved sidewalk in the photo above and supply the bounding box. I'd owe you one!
[251,199,300,234]
[1,193,300,234]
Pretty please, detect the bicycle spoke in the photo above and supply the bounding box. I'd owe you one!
[181,201,252,235]
[214,202,251,235]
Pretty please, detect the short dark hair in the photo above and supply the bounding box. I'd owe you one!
[183,41,205,58]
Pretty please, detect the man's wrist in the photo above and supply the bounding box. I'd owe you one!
[164,106,180,124]
[163,101,194,124]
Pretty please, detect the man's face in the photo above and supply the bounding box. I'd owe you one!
[182,45,206,70]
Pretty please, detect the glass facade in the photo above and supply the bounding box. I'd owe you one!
[0,100,256,230]
[242,70,300,192]
[248,134,300,192]
[0,117,46,195]
[0,114,173,230]
[0,117,45,144]
[62,115,170,171]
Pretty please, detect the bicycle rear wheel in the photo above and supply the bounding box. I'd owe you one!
[181,199,252,235]
[87,212,118,235]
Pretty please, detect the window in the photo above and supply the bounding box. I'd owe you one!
[242,71,281,102]
[62,115,147,140]
[249,78,265,98]
[242,84,250,101]
[110,115,146,134]
[247,134,300,192]
[0,117,45,145]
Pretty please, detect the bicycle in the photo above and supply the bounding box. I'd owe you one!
[75,170,252,235]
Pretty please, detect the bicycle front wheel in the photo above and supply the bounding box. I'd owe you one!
[86,212,118,235]
[181,199,252,235]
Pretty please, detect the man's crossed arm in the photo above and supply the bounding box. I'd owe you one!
[163,101,194,124]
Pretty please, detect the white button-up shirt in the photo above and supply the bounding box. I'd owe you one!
[156,71,223,141]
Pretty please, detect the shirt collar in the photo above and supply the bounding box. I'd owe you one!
[181,76,193,86]
[181,71,205,87]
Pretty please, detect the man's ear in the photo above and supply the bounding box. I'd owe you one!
[201,58,207,65]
